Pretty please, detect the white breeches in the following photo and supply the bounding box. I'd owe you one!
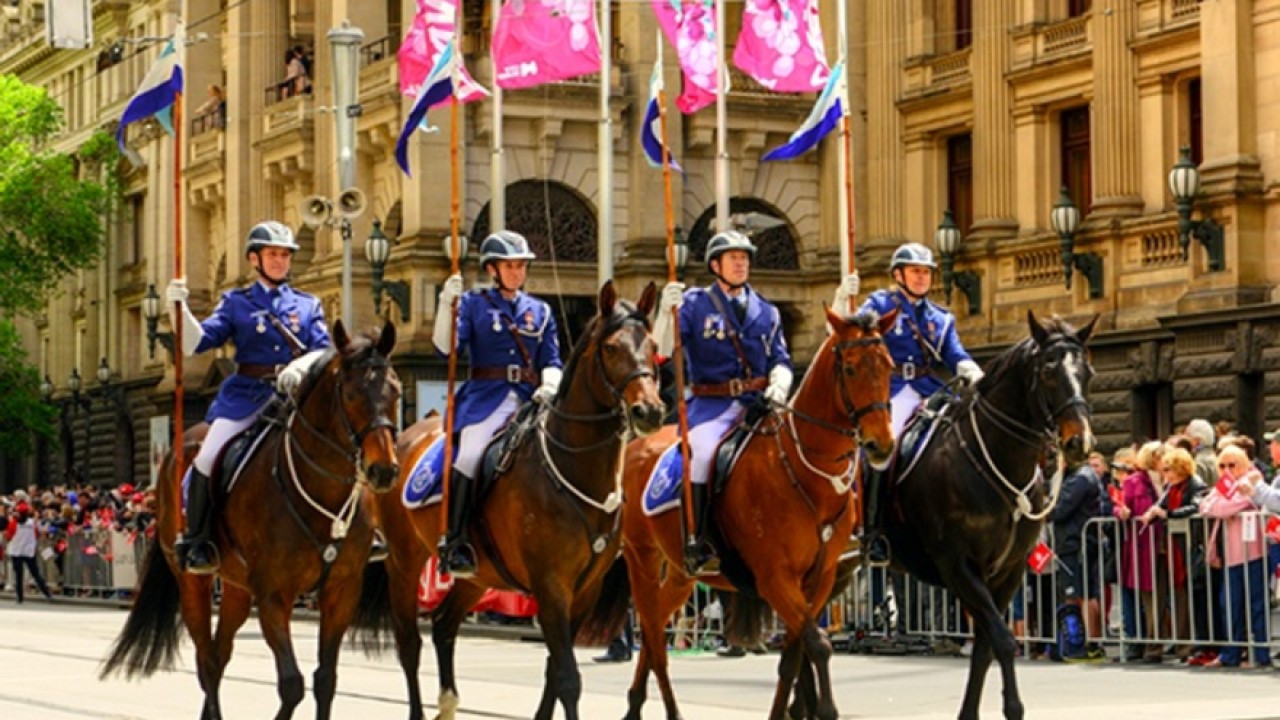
[194,413,263,475]
[688,403,746,486]
[456,391,522,478]
[890,385,925,439]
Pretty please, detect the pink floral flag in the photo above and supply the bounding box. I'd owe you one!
[733,0,829,92]
[399,0,487,103]
[493,0,602,90]
[651,0,720,114]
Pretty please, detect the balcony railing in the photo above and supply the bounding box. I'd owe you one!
[190,105,225,137]
[361,34,400,69]
[264,80,311,107]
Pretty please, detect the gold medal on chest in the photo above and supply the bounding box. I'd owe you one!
[256,317,267,334]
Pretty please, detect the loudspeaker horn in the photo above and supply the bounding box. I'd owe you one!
[301,196,333,227]
[336,187,366,219]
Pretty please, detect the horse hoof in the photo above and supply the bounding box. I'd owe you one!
[433,689,459,720]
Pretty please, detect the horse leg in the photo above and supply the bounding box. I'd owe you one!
[938,565,1023,720]
[176,575,221,720]
[788,657,817,720]
[387,553,427,720]
[313,577,363,720]
[205,585,253,720]
[256,594,306,720]
[798,621,838,720]
[625,551,694,720]
[530,589,582,720]
[768,634,809,720]
[534,653,558,720]
[430,580,487,720]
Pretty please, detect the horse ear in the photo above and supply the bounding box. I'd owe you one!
[877,307,899,336]
[1027,310,1049,346]
[377,319,397,356]
[598,279,617,317]
[1076,313,1100,345]
[637,281,658,317]
[333,319,351,349]
[823,304,846,332]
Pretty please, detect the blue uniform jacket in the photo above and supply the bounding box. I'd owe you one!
[440,288,563,428]
[859,288,972,397]
[197,282,332,422]
[679,283,791,426]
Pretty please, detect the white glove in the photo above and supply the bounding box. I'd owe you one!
[166,278,189,304]
[956,359,985,385]
[432,274,464,353]
[763,365,793,406]
[277,350,327,395]
[652,282,685,357]
[532,367,563,404]
[831,272,860,311]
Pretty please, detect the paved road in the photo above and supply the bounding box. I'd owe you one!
[2,602,1279,719]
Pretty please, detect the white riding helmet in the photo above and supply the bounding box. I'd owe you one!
[704,230,757,272]
[245,221,301,257]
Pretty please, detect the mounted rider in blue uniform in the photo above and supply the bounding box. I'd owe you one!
[654,230,793,576]
[432,230,564,578]
[166,221,332,574]
[834,242,983,561]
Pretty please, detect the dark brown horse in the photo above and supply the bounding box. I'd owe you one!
[101,321,402,720]
[360,281,664,720]
[885,312,1096,720]
[603,307,897,720]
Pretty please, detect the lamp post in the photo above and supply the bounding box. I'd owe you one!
[329,21,365,329]
[1050,187,1104,298]
[68,368,90,481]
[40,375,54,403]
[364,220,412,322]
[95,357,127,410]
[141,283,175,359]
[934,210,981,315]
[442,233,470,267]
[1168,145,1225,272]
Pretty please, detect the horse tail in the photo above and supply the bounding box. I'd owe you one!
[576,555,631,646]
[99,541,182,680]
[349,558,395,657]
[723,591,772,649]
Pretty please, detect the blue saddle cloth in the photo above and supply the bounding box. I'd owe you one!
[402,435,456,509]
[642,442,685,517]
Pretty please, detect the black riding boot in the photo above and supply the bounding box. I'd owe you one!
[176,468,218,575]
[860,466,890,565]
[684,484,721,577]
[439,471,478,579]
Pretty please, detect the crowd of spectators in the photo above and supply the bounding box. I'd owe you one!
[1,480,156,603]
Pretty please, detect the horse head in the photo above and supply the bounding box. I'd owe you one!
[329,319,401,491]
[1025,310,1098,464]
[564,280,665,436]
[818,305,898,467]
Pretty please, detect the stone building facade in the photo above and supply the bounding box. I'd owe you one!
[3,0,1279,490]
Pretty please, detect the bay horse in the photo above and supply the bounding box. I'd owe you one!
[359,281,664,720]
[101,321,402,720]
[602,306,897,720]
[885,311,1096,720]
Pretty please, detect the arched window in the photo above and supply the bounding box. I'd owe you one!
[687,197,800,271]
[471,180,598,263]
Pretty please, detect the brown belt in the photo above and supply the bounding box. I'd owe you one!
[691,376,768,398]
[471,365,537,384]
[237,363,279,380]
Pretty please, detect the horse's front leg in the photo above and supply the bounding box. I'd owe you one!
[769,634,809,720]
[175,574,222,720]
[531,590,581,720]
[430,579,487,720]
[788,659,816,720]
[313,571,364,720]
[798,621,837,720]
[938,564,1023,720]
[385,547,429,720]
[961,637,995,720]
[256,594,306,720]
[206,585,253,720]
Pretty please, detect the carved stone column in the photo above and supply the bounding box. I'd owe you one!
[1090,0,1143,218]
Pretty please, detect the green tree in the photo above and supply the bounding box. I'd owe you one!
[0,75,119,456]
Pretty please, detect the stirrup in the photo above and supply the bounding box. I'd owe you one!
[861,534,890,566]
[368,529,389,564]
[178,540,220,575]
[440,541,477,579]
[683,542,721,577]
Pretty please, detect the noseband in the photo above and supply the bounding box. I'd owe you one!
[784,334,890,441]
[545,313,656,435]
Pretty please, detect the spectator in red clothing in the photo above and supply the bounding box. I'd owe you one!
[5,502,54,603]
[1114,440,1165,662]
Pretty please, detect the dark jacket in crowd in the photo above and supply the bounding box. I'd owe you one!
[1049,463,1105,558]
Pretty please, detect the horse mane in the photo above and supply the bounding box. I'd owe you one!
[294,330,383,402]
[973,315,1081,395]
[555,298,647,403]
[841,308,881,335]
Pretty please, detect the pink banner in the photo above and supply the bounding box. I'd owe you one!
[399,0,487,102]
[493,0,602,90]
[651,0,719,114]
[733,0,829,92]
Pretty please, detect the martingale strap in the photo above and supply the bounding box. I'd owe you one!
[481,291,536,373]
[704,288,755,380]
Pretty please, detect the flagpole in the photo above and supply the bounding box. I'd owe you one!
[597,0,613,286]
[656,32,696,561]
[714,0,729,233]
[440,54,463,543]
[490,0,504,232]
[171,14,186,512]
[838,0,855,308]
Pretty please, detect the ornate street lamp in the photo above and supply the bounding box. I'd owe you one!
[364,219,411,322]
[141,283,175,359]
[1050,187,1104,299]
[934,210,981,315]
[40,374,54,402]
[1168,145,1225,271]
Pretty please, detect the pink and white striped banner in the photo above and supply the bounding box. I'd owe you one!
[733,0,829,92]
[651,0,719,114]
[399,0,487,102]
[492,0,602,90]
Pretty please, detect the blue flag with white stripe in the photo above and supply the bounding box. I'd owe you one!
[761,60,846,162]
[116,24,184,151]
[396,38,489,176]
[641,51,680,172]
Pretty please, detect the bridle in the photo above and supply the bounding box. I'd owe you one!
[541,311,657,440]
[781,334,891,442]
